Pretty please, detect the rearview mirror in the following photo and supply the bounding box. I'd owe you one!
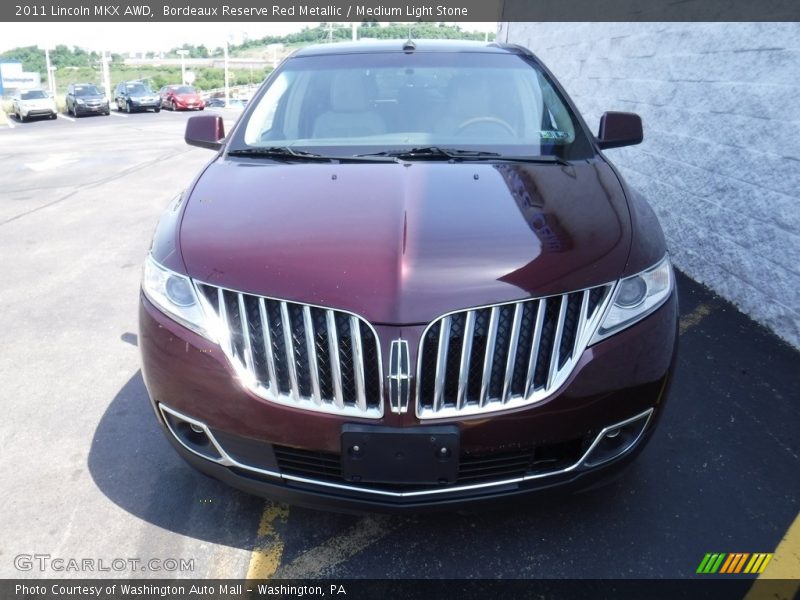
[597,112,643,150]
[185,115,225,150]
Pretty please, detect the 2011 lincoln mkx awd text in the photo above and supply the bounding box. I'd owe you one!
[139,40,678,511]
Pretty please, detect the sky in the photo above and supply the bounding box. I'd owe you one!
[0,22,497,54]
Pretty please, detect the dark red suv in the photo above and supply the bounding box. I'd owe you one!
[140,41,678,511]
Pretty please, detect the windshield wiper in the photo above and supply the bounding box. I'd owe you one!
[227,147,333,162]
[227,146,398,163]
[357,146,571,165]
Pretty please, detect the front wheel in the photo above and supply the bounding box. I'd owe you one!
[50,113,57,120]
[154,107,161,113]
[125,101,132,114]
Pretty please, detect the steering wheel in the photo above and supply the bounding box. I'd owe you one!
[457,117,516,136]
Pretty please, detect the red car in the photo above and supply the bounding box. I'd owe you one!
[140,41,678,511]
[158,85,205,111]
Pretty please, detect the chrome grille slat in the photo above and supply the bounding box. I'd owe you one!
[257,298,278,395]
[303,306,322,405]
[198,283,382,418]
[349,316,367,412]
[280,302,300,400]
[547,296,568,389]
[525,299,546,398]
[237,294,255,376]
[433,316,451,412]
[326,311,345,410]
[417,284,615,419]
[456,311,475,410]
[501,303,523,403]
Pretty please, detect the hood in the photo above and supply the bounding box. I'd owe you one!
[179,159,631,324]
[20,98,54,107]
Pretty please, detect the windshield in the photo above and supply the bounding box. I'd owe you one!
[234,51,594,160]
[21,90,47,100]
[126,83,152,94]
[74,85,101,96]
[175,86,196,94]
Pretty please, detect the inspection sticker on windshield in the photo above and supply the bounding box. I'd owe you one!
[540,130,570,140]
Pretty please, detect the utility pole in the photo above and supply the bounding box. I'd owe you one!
[44,47,54,95]
[177,49,189,85]
[101,50,111,100]
[223,40,230,106]
[352,22,358,41]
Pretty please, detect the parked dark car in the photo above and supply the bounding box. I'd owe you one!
[159,85,205,111]
[114,81,160,113]
[140,40,678,511]
[66,83,110,117]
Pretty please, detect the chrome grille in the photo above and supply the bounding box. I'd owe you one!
[416,285,614,419]
[197,284,383,418]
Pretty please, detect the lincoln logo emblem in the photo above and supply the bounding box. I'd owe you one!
[388,339,411,414]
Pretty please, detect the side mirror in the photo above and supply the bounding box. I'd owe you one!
[597,111,643,150]
[185,115,225,151]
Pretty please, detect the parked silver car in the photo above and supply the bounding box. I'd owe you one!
[12,89,57,122]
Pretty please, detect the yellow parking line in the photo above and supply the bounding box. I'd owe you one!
[246,503,289,579]
[679,303,711,335]
[745,511,800,600]
[274,515,399,578]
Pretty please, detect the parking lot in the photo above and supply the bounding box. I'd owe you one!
[0,109,797,581]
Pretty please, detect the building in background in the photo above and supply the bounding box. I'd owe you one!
[499,22,800,348]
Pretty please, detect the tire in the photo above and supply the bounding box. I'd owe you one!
[50,113,57,120]
[171,100,176,111]
[154,107,161,113]
[126,101,132,114]
[104,110,110,116]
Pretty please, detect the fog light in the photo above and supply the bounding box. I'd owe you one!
[582,410,652,468]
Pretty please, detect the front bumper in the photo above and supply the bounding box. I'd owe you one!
[75,102,109,114]
[139,291,678,510]
[20,107,55,117]
[130,99,160,109]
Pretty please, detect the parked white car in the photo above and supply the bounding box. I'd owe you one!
[13,89,57,122]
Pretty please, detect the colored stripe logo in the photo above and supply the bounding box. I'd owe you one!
[697,553,773,574]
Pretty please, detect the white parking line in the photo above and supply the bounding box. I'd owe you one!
[109,112,128,118]
[59,114,76,122]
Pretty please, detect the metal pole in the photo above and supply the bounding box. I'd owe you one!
[177,50,188,85]
[223,41,229,106]
[102,51,111,101]
[352,22,357,41]
[45,48,53,94]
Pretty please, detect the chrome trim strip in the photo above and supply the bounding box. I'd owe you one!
[350,316,367,412]
[237,294,255,375]
[547,295,568,389]
[525,298,546,398]
[326,311,345,410]
[479,306,499,407]
[433,316,451,412]
[303,306,322,406]
[160,403,653,500]
[280,302,300,400]
[456,310,475,410]
[257,298,278,396]
[502,303,523,404]
[217,288,230,355]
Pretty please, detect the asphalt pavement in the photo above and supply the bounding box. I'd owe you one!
[0,108,797,581]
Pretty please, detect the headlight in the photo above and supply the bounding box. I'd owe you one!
[142,255,215,341]
[590,255,674,344]
[76,98,85,104]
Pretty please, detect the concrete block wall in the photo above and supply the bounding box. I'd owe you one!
[499,22,800,348]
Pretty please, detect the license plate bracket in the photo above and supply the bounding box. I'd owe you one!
[341,424,459,485]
